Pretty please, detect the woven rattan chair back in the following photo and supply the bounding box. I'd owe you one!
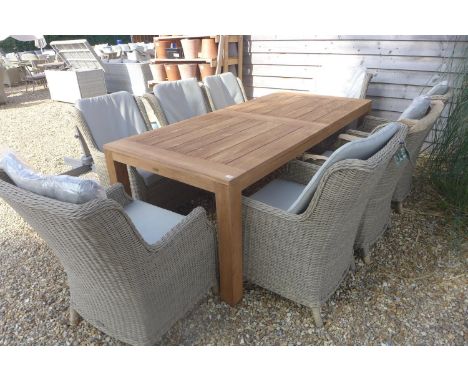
[0,171,217,344]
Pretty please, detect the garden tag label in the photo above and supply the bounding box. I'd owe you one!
[394,143,410,166]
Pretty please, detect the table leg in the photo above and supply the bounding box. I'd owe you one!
[104,150,131,195]
[215,184,243,306]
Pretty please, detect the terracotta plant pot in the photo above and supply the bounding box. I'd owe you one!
[198,63,215,80]
[149,63,166,82]
[164,64,181,81]
[181,38,201,59]
[199,38,217,59]
[178,63,198,80]
[155,39,171,59]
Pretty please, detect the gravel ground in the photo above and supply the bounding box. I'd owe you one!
[0,87,466,345]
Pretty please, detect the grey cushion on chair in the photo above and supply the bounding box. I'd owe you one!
[426,80,449,96]
[252,122,404,214]
[398,96,431,120]
[124,200,184,244]
[0,151,105,204]
[75,91,148,151]
[135,168,161,186]
[153,78,208,124]
[251,179,306,211]
[203,72,245,110]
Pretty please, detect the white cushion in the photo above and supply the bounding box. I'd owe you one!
[124,200,184,244]
[101,46,113,54]
[314,65,368,99]
[286,122,403,214]
[153,78,208,124]
[204,72,245,110]
[426,80,449,96]
[75,91,148,150]
[0,151,105,204]
[399,96,431,120]
[251,178,306,211]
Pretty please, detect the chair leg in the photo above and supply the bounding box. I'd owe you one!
[394,201,403,214]
[362,245,371,264]
[69,307,81,326]
[312,307,323,328]
[350,257,356,272]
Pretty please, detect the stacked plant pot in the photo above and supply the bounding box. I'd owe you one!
[178,38,201,80]
[152,36,222,82]
[198,37,217,80]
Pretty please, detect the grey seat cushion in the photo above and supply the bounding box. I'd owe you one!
[75,91,147,150]
[153,78,208,124]
[426,80,449,96]
[398,96,431,120]
[251,178,306,211]
[135,168,161,187]
[124,200,184,244]
[204,72,245,110]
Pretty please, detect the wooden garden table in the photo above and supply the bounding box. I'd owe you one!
[104,92,372,306]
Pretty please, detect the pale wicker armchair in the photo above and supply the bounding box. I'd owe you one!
[242,125,406,327]
[0,171,217,345]
[311,100,446,212]
[303,101,445,262]
[73,91,197,209]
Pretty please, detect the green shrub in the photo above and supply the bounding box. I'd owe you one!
[427,42,467,221]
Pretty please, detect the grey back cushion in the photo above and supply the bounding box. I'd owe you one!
[75,91,147,151]
[288,122,403,214]
[398,96,431,121]
[204,72,245,110]
[0,151,106,204]
[153,78,208,124]
[426,80,449,96]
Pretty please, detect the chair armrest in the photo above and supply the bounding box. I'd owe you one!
[337,133,363,142]
[429,91,452,104]
[145,206,216,256]
[343,130,370,138]
[281,159,320,185]
[359,115,391,132]
[142,93,169,127]
[106,183,132,207]
[302,153,328,161]
[302,153,328,166]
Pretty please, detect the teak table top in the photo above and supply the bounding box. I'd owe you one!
[105,93,371,192]
[104,92,372,306]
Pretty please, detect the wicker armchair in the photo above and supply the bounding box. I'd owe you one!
[242,125,406,327]
[73,91,197,209]
[0,171,217,345]
[303,102,445,262]
[392,100,446,209]
[304,96,447,208]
